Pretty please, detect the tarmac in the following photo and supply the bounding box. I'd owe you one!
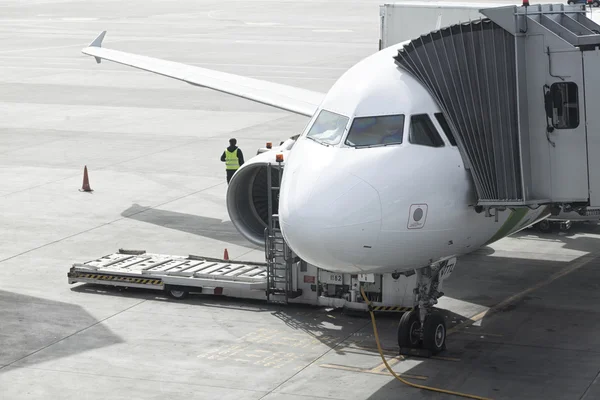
[2,0,600,399]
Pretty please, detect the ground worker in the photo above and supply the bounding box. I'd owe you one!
[221,138,244,184]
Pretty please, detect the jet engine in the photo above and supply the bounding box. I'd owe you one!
[226,137,296,246]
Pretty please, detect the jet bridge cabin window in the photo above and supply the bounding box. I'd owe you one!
[545,82,579,130]
[305,109,349,146]
[344,114,404,147]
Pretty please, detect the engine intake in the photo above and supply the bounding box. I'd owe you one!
[226,154,284,246]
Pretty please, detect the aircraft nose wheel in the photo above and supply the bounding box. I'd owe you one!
[422,312,446,353]
[397,310,422,348]
[397,309,447,355]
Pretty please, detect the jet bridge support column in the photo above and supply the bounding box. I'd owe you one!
[394,3,600,215]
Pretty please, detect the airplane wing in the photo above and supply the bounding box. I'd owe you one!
[81,31,325,117]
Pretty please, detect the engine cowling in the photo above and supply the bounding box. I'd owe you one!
[226,138,295,246]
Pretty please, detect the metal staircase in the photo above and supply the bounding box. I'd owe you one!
[263,162,301,304]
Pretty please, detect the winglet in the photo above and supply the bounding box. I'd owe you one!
[90,31,106,47]
[88,31,106,63]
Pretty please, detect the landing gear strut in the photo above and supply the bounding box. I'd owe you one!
[397,258,455,356]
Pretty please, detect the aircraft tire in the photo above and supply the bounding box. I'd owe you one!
[397,310,422,349]
[422,312,446,354]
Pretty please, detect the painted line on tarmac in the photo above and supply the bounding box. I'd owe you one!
[370,356,402,373]
[431,355,461,362]
[342,346,461,375]
[319,363,428,380]
[458,331,504,338]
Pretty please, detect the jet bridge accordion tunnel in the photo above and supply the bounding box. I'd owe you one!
[394,3,600,214]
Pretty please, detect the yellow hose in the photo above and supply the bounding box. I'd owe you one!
[359,286,493,400]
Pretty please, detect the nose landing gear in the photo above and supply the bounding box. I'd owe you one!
[397,258,455,356]
[398,308,447,356]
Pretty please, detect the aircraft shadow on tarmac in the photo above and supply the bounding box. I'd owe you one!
[69,282,474,361]
[364,223,600,400]
[69,283,385,353]
[121,203,260,249]
[0,290,123,373]
[113,210,600,337]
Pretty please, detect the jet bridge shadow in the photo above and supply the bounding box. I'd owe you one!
[0,290,123,374]
[474,221,600,273]
[121,203,261,250]
[470,221,600,256]
[517,220,600,242]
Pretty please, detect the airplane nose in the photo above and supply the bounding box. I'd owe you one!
[279,169,382,272]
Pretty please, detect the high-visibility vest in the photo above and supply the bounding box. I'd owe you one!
[225,148,240,170]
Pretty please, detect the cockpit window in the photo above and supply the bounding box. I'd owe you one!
[305,110,349,146]
[345,114,405,147]
[409,114,445,147]
[434,113,457,146]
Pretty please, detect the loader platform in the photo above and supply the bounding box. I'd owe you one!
[67,249,269,295]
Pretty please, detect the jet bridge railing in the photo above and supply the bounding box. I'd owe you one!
[394,3,600,213]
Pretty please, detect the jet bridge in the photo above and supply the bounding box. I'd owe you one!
[394,3,600,214]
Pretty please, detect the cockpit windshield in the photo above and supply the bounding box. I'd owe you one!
[345,114,405,147]
[305,109,349,146]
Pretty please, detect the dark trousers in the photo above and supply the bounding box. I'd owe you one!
[226,169,236,184]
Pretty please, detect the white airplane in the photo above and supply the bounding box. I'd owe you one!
[82,31,550,353]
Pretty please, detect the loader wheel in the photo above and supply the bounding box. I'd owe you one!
[537,220,552,233]
[167,288,189,300]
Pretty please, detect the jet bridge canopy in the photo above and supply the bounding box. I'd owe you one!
[394,3,600,211]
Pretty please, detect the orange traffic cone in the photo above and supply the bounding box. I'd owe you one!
[79,165,93,192]
[224,248,229,260]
